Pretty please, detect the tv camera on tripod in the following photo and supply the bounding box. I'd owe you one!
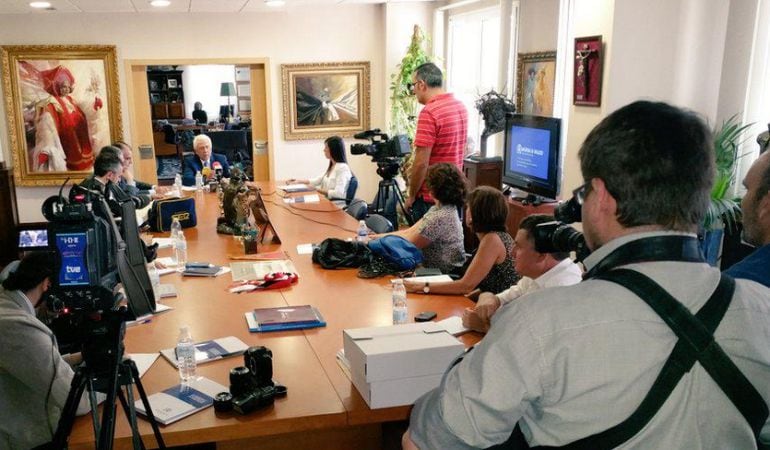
[350,129,412,226]
[38,181,166,450]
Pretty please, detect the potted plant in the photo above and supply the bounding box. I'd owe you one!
[700,114,753,265]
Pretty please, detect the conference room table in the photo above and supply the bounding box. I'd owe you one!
[68,182,480,450]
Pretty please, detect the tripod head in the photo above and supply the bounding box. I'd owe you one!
[375,157,404,181]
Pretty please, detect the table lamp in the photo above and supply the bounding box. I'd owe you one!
[220,82,236,121]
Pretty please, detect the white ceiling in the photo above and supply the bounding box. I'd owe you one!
[0,0,406,14]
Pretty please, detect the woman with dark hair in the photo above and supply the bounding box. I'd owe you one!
[192,101,208,125]
[374,163,467,272]
[0,253,92,448]
[290,135,353,205]
[403,186,519,295]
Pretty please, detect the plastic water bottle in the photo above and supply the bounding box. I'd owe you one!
[148,263,161,304]
[176,326,197,382]
[174,173,182,195]
[392,279,408,325]
[195,171,203,192]
[175,231,188,268]
[356,220,369,243]
[170,217,182,240]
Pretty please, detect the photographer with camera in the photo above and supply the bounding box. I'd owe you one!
[407,63,468,221]
[403,101,770,449]
[288,136,353,205]
[461,214,582,333]
[0,253,92,449]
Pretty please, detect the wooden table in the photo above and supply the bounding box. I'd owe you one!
[69,182,479,449]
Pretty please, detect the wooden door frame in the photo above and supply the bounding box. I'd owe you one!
[124,57,275,183]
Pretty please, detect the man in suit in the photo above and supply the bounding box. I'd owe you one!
[113,141,170,199]
[182,134,231,186]
[78,146,151,216]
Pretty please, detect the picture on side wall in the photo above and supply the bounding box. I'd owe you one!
[1,45,122,186]
[516,51,557,117]
[281,61,370,140]
[573,35,603,106]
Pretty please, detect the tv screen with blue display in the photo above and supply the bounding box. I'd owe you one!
[502,114,562,201]
[55,232,90,286]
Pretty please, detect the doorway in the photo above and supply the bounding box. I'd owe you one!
[124,58,273,185]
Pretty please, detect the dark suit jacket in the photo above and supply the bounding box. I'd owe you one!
[78,176,151,217]
[182,153,231,186]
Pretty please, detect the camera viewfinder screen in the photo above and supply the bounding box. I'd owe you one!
[508,126,551,180]
[56,232,90,286]
[18,229,48,248]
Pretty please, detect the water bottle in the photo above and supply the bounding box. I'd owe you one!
[170,217,182,240]
[176,326,197,382]
[356,220,369,243]
[195,171,203,192]
[175,231,188,268]
[148,263,161,304]
[174,173,182,195]
[392,279,408,325]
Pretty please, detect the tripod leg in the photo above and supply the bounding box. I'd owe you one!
[117,385,144,450]
[393,185,413,226]
[97,360,122,450]
[50,365,89,449]
[86,373,101,439]
[127,360,166,449]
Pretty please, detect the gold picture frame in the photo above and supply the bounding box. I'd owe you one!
[281,61,370,141]
[1,45,122,186]
[516,51,557,117]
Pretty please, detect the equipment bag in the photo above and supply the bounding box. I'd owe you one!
[312,238,371,269]
[148,197,197,232]
[367,235,423,271]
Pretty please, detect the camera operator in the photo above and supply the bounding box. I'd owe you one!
[407,63,468,221]
[403,101,770,449]
[462,214,582,333]
[0,253,92,449]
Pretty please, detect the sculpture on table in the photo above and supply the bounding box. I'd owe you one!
[216,167,249,235]
[475,90,516,157]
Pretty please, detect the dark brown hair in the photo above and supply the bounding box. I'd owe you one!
[426,163,467,207]
[467,186,508,233]
[518,214,569,260]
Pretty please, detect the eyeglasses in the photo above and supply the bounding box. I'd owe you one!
[573,180,591,205]
[407,80,421,95]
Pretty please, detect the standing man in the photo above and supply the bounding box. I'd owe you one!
[403,101,770,449]
[407,62,468,221]
[725,149,770,287]
[183,134,231,186]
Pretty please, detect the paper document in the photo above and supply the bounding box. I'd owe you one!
[158,283,177,298]
[134,377,227,425]
[435,316,471,336]
[126,353,160,378]
[296,244,316,255]
[159,336,248,368]
[230,260,297,282]
[152,238,175,249]
[155,257,177,267]
[283,194,320,204]
[126,303,173,326]
[278,183,314,193]
[400,275,454,283]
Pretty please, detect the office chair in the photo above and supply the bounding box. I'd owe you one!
[365,214,393,234]
[345,199,368,221]
[345,176,359,205]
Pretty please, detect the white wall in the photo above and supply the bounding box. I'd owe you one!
[181,65,236,121]
[0,6,394,222]
[518,0,559,53]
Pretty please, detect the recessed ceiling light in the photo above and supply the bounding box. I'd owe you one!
[150,0,171,7]
[265,0,285,7]
[29,1,52,8]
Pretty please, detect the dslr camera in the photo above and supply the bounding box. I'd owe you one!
[532,189,591,262]
[214,346,287,415]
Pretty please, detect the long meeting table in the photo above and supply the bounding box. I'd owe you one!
[68,182,480,449]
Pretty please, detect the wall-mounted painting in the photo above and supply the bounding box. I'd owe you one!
[516,51,557,117]
[281,61,370,140]
[1,45,121,186]
[573,35,603,106]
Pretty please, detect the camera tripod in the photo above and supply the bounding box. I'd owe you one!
[371,177,413,228]
[49,313,165,450]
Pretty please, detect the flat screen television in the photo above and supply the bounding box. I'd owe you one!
[502,114,562,202]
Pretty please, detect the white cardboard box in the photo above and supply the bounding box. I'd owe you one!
[342,322,464,408]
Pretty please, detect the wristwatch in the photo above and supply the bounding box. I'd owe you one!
[423,282,430,294]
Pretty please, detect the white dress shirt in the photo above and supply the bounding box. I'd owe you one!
[496,258,583,305]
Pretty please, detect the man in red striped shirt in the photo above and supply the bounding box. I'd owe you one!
[407,62,468,221]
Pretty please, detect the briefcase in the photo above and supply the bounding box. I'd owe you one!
[148,197,197,232]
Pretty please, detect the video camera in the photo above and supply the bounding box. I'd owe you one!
[532,188,591,262]
[351,129,411,180]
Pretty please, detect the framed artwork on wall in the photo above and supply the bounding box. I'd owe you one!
[1,45,122,186]
[573,35,603,106]
[281,61,370,140]
[516,51,557,117]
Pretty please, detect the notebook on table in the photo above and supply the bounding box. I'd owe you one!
[245,305,326,332]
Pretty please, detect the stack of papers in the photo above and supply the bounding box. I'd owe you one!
[278,183,314,193]
[245,305,326,332]
[230,260,297,282]
[283,194,320,204]
[134,377,227,425]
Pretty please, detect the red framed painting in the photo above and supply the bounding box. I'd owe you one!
[573,35,603,107]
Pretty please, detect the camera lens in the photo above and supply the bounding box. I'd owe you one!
[229,366,253,397]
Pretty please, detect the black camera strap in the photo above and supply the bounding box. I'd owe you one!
[583,235,704,279]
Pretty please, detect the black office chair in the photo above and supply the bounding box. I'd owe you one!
[365,214,393,234]
[345,199,368,220]
[345,176,358,205]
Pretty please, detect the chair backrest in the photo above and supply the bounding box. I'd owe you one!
[365,214,393,234]
[346,176,358,205]
[345,199,368,220]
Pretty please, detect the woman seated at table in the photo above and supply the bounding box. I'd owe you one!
[373,163,466,273]
[403,186,519,295]
[289,136,353,205]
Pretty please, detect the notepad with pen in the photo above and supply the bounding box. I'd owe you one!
[245,305,326,332]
